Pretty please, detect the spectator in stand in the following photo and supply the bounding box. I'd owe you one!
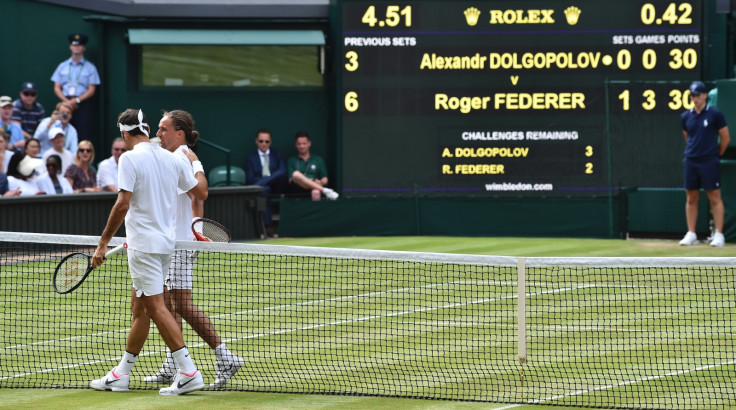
[97,137,126,191]
[1,96,25,151]
[287,131,339,201]
[0,129,14,174]
[0,168,20,196]
[65,140,101,193]
[245,128,287,227]
[11,82,45,140]
[51,33,100,144]
[34,101,78,155]
[36,154,73,195]
[23,138,45,178]
[42,127,74,176]
[6,153,44,196]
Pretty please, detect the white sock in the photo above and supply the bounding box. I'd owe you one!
[171,347,196,374]
[213,343,233,362]
[116,351,138,375]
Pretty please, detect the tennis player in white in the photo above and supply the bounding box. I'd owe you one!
[143,109,244,389]
[89,108,209,395]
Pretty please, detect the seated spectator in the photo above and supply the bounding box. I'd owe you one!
[1,96,25,151]
[96,137,126,191]
[42,127,74,176]
[11,82,45,140]
[64,140,101,193]
[36,154,73,195]
[34,101,78,155]
[6,153,44,196]
[0,169,20,196]
[0,129,13,174]
[245,128,287,226]
[23,138,44,178]
[287,131,338,201]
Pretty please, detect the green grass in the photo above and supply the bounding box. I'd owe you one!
[1,236,734,409]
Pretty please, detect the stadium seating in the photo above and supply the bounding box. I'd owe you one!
[208,165,246,187]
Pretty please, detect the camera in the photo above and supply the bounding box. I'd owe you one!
[61,112,69,120]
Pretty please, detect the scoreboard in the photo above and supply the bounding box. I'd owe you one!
[336,0,703,196]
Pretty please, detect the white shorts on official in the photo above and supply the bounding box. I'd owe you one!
[165,249,197,290]
[127,249,172,297]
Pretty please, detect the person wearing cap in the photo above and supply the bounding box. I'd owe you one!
[34,101,78,155]
[0,96,25,151]
[5,152,44,196]
[679,81,731,247]
[11,82,45,140]
[41,126,74,176]
[51,33,100,144]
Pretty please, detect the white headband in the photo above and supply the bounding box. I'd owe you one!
[117,109,149,137]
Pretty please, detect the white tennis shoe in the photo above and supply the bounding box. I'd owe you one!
[323,187,339,200]
[143,362,176,384]
[678,231,698,246]
[710,232,725,247]
[159,370,205,396]
[90,367,130,392]
[210,355,245,389]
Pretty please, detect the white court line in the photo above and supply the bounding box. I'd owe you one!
[494,358,736,409]
[1,283,586,380]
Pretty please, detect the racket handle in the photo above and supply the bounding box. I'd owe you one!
[105,243,127,258]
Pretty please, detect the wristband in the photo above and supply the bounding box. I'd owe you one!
[192,160,204,175]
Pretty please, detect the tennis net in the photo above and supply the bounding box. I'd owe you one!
[1,231,734,408]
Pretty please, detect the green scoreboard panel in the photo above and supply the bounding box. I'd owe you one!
[337,0,703,196]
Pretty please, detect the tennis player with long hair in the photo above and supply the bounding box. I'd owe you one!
[143,109,244,389]
[89,108,209,395]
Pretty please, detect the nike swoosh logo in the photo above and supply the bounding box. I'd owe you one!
[105,378,116,385]
[177,377,195,389]
[126,360,135,363]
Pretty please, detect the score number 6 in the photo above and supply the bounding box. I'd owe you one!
[345,92,359,112]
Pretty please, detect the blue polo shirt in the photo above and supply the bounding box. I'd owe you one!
[0,120,24,147]
[681,105,727,159]
[50,57,101,97]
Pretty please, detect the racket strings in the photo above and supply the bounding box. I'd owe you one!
[195,221,231,242]
[55,254,90,292]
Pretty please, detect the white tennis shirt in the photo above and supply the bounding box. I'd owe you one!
[173,145,196,241]
[118,142,198,254]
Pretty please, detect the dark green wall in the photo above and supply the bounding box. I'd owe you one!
[2,0,102,148]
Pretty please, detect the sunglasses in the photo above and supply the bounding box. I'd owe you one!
[258,140,271,143]
[113,148,127,152]
[22,92,36,97]
[78,148,92,153]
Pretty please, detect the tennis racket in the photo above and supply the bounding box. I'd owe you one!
[192,218,231,243]
[53,243,127,294]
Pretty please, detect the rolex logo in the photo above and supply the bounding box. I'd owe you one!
[564,6,581,25]
[464,7,481,26]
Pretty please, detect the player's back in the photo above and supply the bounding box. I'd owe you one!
[119,142,194,253]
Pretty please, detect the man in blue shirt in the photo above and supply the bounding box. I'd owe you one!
[51,33,100,144]
[0,96,25,151]
[679,81,731,247]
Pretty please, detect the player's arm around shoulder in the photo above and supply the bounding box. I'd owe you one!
[182,147,208,201]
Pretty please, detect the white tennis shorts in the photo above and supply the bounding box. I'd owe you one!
[127,249,172,297]
[164,249,197,290]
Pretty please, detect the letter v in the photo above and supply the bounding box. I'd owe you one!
[510,76,519,85]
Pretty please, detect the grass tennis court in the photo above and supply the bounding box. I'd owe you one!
[1,235,734,409]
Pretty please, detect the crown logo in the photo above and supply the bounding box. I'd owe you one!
[464,7,481,26]
[564,6,581,25]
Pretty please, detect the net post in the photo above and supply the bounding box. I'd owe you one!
[517,257,527,364]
